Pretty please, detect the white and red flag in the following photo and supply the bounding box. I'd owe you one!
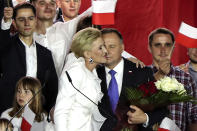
[92,0,117,25]
[158,117,181,131]
[21,105,35,131]
[176,22,197,48]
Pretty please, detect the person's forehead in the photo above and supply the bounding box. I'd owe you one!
[152,33,172,42]
[16,8,35,16]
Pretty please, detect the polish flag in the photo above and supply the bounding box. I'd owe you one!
[92,0,117,25]
[158,117,181,131]
[176,22,197,48]
[21,105,35,131]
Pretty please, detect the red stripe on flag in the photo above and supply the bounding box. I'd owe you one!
[21,118,32,131]
[176,33,197,48]
[158,128,170,131]
[92,13,115,25]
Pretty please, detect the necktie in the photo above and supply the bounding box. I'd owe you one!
[108,70,119,113]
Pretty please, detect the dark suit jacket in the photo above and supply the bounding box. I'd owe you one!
[96,58,167,131]
[0,29,58,114]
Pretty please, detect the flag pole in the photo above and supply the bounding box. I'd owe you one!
[7,0,10,7]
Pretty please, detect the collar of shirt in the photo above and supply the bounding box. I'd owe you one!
[19,38,37,77]
[149,63,174,76]
[19,38,36,48]
[105,58,124,95]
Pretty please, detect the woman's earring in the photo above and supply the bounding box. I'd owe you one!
[89,58,94,64]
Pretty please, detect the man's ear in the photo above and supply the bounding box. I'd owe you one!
[12,20,17,30]
[148,44,152,54]
[121,43,125,53]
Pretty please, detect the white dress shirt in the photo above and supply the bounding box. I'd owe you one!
[1,7,92,77]
[54,57,105,131]
[105,58,124,95]
[1,108,48,131]
[34,7,92,77]
[20,39,37,78]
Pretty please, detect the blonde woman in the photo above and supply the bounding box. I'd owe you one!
[54,27,108,131]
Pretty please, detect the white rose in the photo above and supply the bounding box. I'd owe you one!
[155,76,185,93]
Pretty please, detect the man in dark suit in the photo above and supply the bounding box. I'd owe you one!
[0,3,58,114]
[97,28,168,131]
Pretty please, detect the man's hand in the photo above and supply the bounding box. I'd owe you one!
[127,57,145,68]
[157,58,171,75]
[4,7,13,23]
[127,105,147,124]
[179,64,189,73]
[154,58,171,80]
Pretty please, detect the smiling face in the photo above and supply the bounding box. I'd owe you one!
[148,33,174,64]
[59,0,81,21]
[13,8,37,38]
[188,48,197,64]
[102,32,124,69]
[33,0,57,21]
[16,86,33,107]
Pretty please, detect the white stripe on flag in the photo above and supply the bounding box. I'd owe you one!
[159,117,181,131]
[179,22,197,39]
[23,105,35,125]
[92,0,117,13]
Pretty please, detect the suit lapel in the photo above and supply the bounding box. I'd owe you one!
[15,37,26,72]
[36,43,45,79]
[97,66,114,115]
[119,58,136,101]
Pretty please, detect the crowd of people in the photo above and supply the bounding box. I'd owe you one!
[0,0,197,131]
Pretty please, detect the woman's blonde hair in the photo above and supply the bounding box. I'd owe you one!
[71,27,102,58]
[0,118,13,131]
[9,77,45,122]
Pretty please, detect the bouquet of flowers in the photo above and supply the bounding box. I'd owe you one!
[114,76,197,131]
[126,76,197,110]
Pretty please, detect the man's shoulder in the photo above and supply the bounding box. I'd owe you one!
[36,42,51,54]
[123,58,152,73]
[171,65,194,87]
[172,65,190,77]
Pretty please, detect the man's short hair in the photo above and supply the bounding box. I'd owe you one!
[148,28,175,46]
[101,28,123,44]
[13,2,36,20]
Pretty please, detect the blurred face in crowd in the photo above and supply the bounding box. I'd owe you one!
[59,0,81,21]
[103,32,124,69]
[188,48,197,64]
[33,0,57,21]
[148,33,174,64]
[16,86,33,107]
[13,8,37,38]
[86,37,108,65]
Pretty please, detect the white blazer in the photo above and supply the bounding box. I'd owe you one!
[54,57,106,131]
